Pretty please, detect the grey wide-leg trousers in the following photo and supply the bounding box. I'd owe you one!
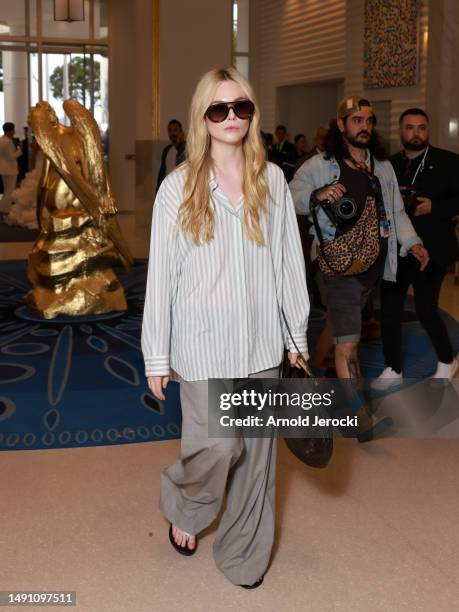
[159,366,279,586]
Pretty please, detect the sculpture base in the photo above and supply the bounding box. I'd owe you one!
[26,268,128,319]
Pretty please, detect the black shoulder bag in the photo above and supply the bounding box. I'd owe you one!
[281,310,333,469]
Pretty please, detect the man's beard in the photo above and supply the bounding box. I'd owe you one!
[402,136,429,151]
[345,130,371,149]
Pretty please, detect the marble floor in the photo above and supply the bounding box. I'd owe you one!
[1,213,458,611]
[2,439,459,612]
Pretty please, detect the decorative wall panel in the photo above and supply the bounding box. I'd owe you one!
[364,0,419,89]
[251,0,346,131]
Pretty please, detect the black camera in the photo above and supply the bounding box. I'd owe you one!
[400,186,422,216]
[321,196,359,230]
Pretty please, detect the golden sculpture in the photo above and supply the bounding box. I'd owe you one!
[27,99,133,319]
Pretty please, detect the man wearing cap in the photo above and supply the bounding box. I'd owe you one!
[290,97,428,423]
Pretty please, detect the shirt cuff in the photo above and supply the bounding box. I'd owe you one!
[144,355,170,377]
[286,333,308,354]
[399,236,423,257]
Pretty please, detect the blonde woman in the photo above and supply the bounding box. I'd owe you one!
[142,67,309,588]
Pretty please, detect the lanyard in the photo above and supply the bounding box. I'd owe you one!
[409,146,429,186]
[348,151,375,178]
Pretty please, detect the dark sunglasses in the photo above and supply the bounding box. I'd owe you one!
[205,99,255,123]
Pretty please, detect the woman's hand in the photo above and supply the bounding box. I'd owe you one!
[147,375,170,401]
[288,351,310,369]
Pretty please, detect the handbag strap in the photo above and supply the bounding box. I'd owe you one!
[265,227,313,378]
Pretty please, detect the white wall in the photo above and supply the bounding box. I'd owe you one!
[250,0,346,132]
[426,0,459,152]
[276,81,342,146]
[371,100,392,153]
[251,0,429,153]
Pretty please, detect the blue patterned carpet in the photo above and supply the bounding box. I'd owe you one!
[0,260,458,451]
[0,260,181,451]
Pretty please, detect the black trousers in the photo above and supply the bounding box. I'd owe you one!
[380,255,454,373]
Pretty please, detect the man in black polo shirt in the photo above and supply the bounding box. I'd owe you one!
[374,108,459,386]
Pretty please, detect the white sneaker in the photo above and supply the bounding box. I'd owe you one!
[371,367,403,390]
[432,357,459,380]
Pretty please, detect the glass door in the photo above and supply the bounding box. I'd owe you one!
[30,48,108,131]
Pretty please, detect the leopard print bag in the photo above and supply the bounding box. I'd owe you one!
[313,196,380,276]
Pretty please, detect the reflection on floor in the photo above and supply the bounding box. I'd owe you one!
[1,213,459,611]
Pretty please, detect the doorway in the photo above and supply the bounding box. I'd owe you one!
[276,79,344,148]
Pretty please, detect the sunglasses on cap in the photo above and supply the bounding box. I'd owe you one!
[205,99,255,123]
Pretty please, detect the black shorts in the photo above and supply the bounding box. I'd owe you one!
[316,271,372,344]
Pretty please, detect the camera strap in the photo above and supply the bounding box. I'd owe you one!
[349,153,387,222]
[310,195,349,275]
[310,189,332,246]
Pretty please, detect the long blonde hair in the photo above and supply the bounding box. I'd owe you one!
[180,67,269,246]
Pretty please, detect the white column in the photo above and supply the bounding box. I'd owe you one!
[159,0,232,139]
[109,0,136,213]
[108,0,232,219]
[3,51,29,131]
[99,55,109,129]
[426,0,459,152]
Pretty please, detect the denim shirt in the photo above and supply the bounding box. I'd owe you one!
[289,152,423,282]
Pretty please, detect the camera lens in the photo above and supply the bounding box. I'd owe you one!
[336,197,358,220]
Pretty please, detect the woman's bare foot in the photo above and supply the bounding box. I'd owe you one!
[172,525,196,551]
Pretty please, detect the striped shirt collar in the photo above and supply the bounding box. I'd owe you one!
[208,172,218,192]
[208,171,244,214]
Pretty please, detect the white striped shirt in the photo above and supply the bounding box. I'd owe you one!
[141,161,309,381]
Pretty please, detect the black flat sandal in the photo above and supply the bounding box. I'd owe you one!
[168,524,197,556]
[239,576,264,589]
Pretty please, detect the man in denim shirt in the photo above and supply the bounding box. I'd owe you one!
[290,96,428,386]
